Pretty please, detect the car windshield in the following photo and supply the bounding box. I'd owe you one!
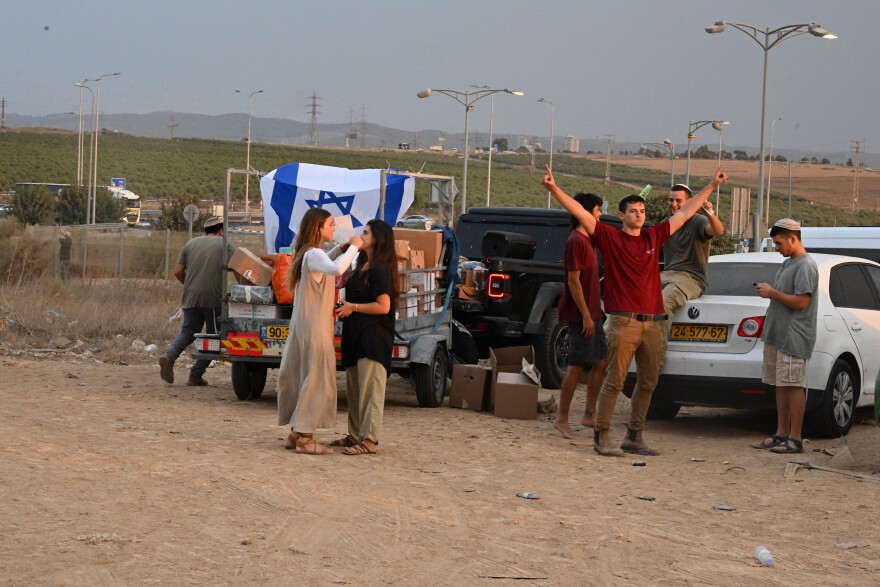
[705,262,781,296]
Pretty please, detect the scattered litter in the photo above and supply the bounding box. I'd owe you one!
[836,542,858,550]
[690,458,706,462]
[632,460,646,467]
[143,344,158,352]
[791,461,880,482]
[168,307,183,321]
[828,436,854,468]
[131,339,145,351]
[755,546,773,566]
[712,505,736,511]
[636,495,655,501]
[516,492,540,500]
[47,310,64,322]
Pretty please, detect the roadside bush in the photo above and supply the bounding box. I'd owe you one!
[12,185,54,225]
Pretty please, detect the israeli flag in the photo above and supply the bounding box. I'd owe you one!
[260,163,415,254]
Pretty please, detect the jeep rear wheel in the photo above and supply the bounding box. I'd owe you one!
[533,308,567,390]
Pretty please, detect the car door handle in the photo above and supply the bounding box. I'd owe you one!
[851,322,863,331]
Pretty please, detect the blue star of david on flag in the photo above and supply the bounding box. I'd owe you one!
[306,190,363,227]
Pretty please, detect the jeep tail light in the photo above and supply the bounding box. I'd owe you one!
[737,316,764,338]
[487,272,510,299]
[393,344,408,359]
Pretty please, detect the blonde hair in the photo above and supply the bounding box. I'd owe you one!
[287,208,332,291]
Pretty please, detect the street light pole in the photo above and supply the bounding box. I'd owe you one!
[643,141,676,187]
[538,98,555,208]
[235,89,263,214]
[713,121,727,209]
[86,72,121,224]
[487,93,495,206]
[765,116,782,225]
[417,87,524,216]
[686,119,729,185]
[706,20,836,249]
[74,80,88,187]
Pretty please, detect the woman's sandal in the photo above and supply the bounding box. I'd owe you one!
[329,435,358,448]
[769,437,804,454]
[751,434,787,450]
[283,432,301,450]
[343,442,377,456]
[296,436,335,455]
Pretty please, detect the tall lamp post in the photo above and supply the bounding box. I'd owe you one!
[235,89,263,213]
[713,121,729,209]
[686,119,729,185]
[706,20,836,249]
[417,86,524,215]
[644,140,676,187]
[85,72,121,224]
[537,98,555,208]
[765,116,782,225]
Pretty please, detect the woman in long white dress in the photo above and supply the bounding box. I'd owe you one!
[277,208,361,454]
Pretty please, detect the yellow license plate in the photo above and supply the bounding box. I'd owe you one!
[670,324,728,343]
[262,325,289,340]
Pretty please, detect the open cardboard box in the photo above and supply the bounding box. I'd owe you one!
[228,247,274,286]
[489,346,540,419]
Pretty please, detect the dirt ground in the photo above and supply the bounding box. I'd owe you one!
[2,352,879,586]
[603,156,880,213]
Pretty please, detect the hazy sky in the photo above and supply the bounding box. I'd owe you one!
[3,0,877,155]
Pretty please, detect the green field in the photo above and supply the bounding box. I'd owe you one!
[0,129,866,228]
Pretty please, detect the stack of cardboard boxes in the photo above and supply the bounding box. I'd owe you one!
[449,346,541,420]
[393,228,444,320]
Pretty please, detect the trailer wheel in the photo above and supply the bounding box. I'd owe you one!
[231,363,267,401]
[413,345,448,408]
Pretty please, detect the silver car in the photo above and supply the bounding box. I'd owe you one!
[396,215,434,230]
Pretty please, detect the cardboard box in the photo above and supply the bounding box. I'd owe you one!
[228,247,273,286]
[493,372,539,420]
[449,364,491,411]
[394,239,410,261]
[393,228,443,269]
[227,302,287,319]
[489,346,536,411]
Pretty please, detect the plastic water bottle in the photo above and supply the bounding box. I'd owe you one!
[755,546,773,567]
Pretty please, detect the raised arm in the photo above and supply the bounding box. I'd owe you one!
[701,199,725,237]
[667,167,728,234]
[541,165,598,235]
[305,244,360,276]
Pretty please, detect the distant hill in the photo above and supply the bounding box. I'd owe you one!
[3,111,873,166]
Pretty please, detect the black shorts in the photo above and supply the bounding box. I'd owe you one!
[567,317,608,367]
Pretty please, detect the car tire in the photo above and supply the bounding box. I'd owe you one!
[447,320,480,377]
[646,398,681,420]
[533,308,567,390]
[413,345,448,408]
[810,359,857,437]
[396,222,404,227]
[231,362,267,401]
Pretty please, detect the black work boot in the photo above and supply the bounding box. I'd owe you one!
[619,425,660,456]
[186,372,208,387]
[593,429,624,457]
[159,351,176,384]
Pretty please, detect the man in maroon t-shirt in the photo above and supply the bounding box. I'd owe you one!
[542,165,727,456]
[553,193,607,439]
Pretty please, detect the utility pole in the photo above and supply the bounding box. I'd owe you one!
[604,134,614,184]
[360,105,367,148]
[0,97,6,129]
[851,140,863,212]
[167,115,178,140]
[306,92,321,147]
[412,133,421,151]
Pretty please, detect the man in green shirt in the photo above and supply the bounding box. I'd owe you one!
[160,217,236,386]
[659,184,725,359]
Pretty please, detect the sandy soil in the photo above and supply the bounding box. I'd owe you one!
[2,353,879,586]
[604,156,880,213]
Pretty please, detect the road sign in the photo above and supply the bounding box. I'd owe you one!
[111,178,126,189]
[183,204,200,223]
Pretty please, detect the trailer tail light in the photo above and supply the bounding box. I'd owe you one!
[487,272,511,299]
[737,316,765,338]
[195,337,220,352]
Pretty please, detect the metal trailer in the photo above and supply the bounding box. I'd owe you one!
[193,167,471,407]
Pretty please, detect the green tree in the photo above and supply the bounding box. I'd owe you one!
[846,157,854,167]
[158,193,207,232]
[493,137,508,152]
[821,158,831,165]
[56,185,88,225]
[12,185,54,225]
[645,192,669,225]
[94,188,128,223]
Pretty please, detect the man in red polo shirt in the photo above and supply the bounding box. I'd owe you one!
[542,165,727,456]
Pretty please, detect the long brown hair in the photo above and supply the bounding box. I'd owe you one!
[287,208,332,290]
[354,219,400,300]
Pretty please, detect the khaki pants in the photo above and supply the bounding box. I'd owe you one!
[659,270,705,361]
[345,358,387,444]
[596,315,664,432]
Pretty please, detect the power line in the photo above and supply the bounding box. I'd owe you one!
[851,140,864,212]
[167,114,178,140]
[306,92,321,147]
[360,105,367,148]
[604,134,614,184]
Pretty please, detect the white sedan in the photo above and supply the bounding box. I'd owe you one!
[629,253,880,437]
